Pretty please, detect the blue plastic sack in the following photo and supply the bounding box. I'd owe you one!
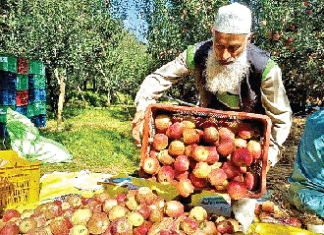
[288,107,324,218]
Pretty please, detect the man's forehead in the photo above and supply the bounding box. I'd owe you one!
[213,31,247,44]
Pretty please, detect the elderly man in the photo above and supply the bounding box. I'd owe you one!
[132,2,292,167]
[132,3,292,231]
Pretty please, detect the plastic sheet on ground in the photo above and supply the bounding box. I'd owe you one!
[6,108,72,163]
[247,222,318,235]
[288,107,324,218]
[15,170,113,212]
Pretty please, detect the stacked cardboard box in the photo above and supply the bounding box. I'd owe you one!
[0,53,46,139]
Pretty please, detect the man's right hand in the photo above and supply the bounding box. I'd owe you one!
[131,111,145,147]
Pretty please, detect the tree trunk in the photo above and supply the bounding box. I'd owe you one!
[54,68,66,126]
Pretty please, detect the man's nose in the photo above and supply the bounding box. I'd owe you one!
[220,49,231,61]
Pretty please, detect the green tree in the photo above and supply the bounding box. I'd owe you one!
[0,0,153,123]
[252,0,324,112]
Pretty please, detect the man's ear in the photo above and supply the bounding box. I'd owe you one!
[247,32,253,44]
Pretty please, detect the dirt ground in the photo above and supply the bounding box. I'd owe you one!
[267,115,324,226]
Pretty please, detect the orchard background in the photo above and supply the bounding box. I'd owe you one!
[1,0,323,119]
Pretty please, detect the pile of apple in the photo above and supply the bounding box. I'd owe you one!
[254,201,302,228]
[0,187,244,235]
[141,113,264,200]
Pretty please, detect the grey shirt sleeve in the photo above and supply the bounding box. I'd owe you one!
[261,61,293,165]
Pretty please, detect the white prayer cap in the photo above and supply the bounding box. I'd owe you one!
[214,3,252,34]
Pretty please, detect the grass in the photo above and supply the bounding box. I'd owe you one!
[39,105,141,176]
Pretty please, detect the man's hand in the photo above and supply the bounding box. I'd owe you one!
[131,111,145,147]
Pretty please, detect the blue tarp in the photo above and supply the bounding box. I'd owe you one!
[288,107,324,218]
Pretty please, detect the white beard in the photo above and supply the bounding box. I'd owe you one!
[205,48,250,94]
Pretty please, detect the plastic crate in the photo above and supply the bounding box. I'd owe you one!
[33,102,46,116]
[28,60,45,75]
[15,105,28,116]
[17,74,29,91]
[0,106,7,123]
[35,75,46,89]
[26,104,34,118]
[140,104,272,199]
[0,53,17,73]
[28,88,46,103]
[17,58,29,75]
[16,90,29,106]
[0,71,17,90]
[0,123,8,138]
[0,90,16,106]
[0,151,41,212]
[31,114,46,127]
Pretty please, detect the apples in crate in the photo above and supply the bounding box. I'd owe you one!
[140,104,271,200]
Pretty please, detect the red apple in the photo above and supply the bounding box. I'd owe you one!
[176,178,195,198]
[0,222,19,235]
[50,217,73,235]
[193,162,211,178]
[108,206,128,221]
[133,221,152,235]
[18,217,37,234]
[103,198,118,213]
[128,212,145,227]
[237,123,255,140]
[205,146,219,164]
[142,157,160,175]
[208,168,227,186]
[125,196,139,211]
[189,173,207,189]
[261,201,275,214]
[202,127,219,144]
[244,172,259,191]
[65,195,83,209]
[165,201,184,218]
[136,205,151,220]
[148,206,163,223]
[232,148,253,167]
[199,221,217,235]
[174,155,190,172]
[222,161,241,179]
[166,122,185,139]
[45,201,63,220]
[69,225,89,235]
[157,150,175,165]
[155,115,171,132]
[181,120,196,129]
[183,129,201,145]
[111,218,133,235]
[174,170,189,180]
[216,219,234,234]
[159,229,173,235]
[87,212,110,235]
[168,140,185,156]
[93,193,110,203]
[192,146,209,162]
[227,181,247,200]
[234,138,247,149]
[185,144,198,158]
[189,206,208,223]
[247,140,262,160]
[2,209,21,222]
[157,165,174,184]
[135,187,157,206]
[71,208,92,226]
[153,134,169,151]
[180,217,199,234]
